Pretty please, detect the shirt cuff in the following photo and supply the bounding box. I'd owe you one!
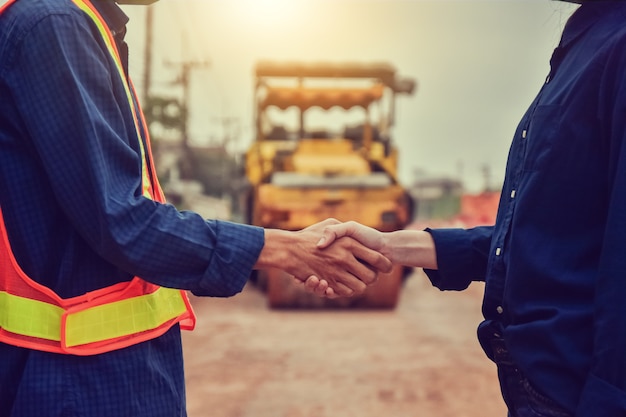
[194,221,265,297]
[423,227,490,291]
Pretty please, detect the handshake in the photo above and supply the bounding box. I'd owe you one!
[256,218,438,299]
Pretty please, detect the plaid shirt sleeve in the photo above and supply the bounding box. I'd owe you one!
[0,0,264,298]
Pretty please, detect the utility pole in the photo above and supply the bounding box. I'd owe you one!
[481,163,492,192]
[142,5,154,106]
[212,116,240,149]
[164,59,210,182]
[166,60,211,147]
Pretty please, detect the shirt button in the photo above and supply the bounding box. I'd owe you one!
[496,306,504,314]
[495,247,502,256]
[510,189,516,199]
[522,130,527,139]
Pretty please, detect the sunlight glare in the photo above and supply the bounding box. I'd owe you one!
[238,0,303,27]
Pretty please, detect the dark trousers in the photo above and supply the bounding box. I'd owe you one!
[490,337,572,417]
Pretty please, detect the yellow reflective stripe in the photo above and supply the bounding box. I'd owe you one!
[0,288,187,347]
[64,288,187,347]
[0,291,63,341]
[71,0,152,198]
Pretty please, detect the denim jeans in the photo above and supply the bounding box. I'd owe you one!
[490,337,572,417]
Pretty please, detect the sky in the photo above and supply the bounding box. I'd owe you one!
[62,1,585,192]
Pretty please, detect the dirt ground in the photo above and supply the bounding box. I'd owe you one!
[181,269,507,417]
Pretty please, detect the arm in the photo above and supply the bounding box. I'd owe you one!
[6,11,387,299]
[316,221,437,269]
[306,222,435,297]
[309,222,493,296]
[2,9,262,297]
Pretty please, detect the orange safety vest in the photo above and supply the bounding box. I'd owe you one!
[0,0,196,355]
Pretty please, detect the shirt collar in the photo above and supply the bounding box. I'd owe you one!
[560,2,626,48]
[91,0,130,38]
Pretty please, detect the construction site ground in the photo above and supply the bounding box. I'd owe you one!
[182,269,508,417]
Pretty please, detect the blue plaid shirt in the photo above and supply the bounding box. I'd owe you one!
[425,3,626,415]
[0,0,264,415]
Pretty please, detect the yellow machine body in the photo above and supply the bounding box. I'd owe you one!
[245,61,416,308]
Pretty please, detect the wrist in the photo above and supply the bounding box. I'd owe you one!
[255,228,294,271]
[379,232,395,263]
[382,230,437,269]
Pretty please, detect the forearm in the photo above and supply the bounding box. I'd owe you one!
[423,226,493,291]
[254,229,296,273]
[381,230,437,269]
[98,205,264,296]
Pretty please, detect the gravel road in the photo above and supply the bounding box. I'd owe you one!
[182,270,507,417]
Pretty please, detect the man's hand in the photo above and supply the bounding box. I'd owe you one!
[255,219,392,297]
[305,221,439,297]
[317,221,384,252]
[302,221,386,298]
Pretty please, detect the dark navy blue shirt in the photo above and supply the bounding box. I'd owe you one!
[425,3,626,416]
[427,1,626,417]
[0,0,264,415]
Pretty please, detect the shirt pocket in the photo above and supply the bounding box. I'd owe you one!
[523,105,562,173]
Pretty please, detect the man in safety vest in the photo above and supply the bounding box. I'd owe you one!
[0,0,390,416]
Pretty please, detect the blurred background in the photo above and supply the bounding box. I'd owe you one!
[114,3,578,416]
[119,0,576,209]
[4,0,581,415]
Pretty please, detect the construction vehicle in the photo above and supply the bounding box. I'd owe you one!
[245,61,416,308]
